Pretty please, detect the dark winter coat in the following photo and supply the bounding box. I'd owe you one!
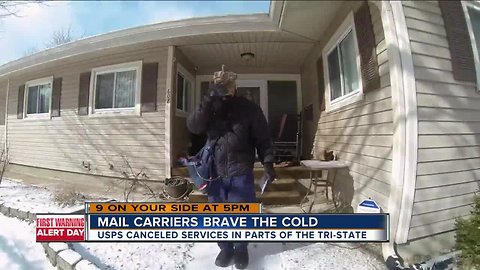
[187,96,274,178]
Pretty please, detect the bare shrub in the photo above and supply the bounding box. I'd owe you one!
[0,147,9,185]
[52,188,88,207]
[107,154,158,202]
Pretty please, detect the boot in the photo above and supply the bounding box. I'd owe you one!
[215,250,234,268]
[234,249,249,269]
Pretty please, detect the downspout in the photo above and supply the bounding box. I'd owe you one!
[391,1,418,246]
[381,2,422,269]
[378,1,412,269]
[377,1,426,270]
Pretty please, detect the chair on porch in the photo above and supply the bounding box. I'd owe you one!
[272,112,302,163]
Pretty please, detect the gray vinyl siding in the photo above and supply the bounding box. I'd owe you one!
[301,2,393,211]
[4,45,168,181]
[403,0,480,240]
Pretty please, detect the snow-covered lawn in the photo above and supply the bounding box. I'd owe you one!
[70,241,386,270]
[0,214,54,270]
[0,179,85,213]
[71,242,194,270]
[0,178,387,270]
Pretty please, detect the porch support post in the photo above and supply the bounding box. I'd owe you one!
[4,78,9,156]
[164,46,175,179]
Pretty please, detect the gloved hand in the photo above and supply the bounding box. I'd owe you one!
[261,162,276,191]
[201,95,213,112]
[201,95,224,115]
[211,96,223,113]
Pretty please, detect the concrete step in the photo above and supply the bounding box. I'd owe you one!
[188,190,303,205]
[171,166,313,180]
[255,178,297,192]
[258,190,302,205]
[264,201,336,214]
[187,191,208,202]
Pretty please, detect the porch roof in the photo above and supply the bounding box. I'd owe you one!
[0,0,345,78]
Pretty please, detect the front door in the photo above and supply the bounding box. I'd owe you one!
[236,80,268,119]
[236,87,260,106]
[267,81,298,139]
[194,76,300,144]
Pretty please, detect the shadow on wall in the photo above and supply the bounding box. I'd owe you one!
[5,48,169,183]
[388,0,480,260]
[332,168,355,212]
[308,0,479,262]
[302,1,393,215]
[399,1,480,252]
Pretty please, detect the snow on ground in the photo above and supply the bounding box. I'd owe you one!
[72,242,194,270]
[1,178,386,270]
[72,241,385,270]
[254,243,385,270]
[0,214,55,270]
[0,179,84,213]
[188,242,386,270]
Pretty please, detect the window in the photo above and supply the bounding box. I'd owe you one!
[464,2,480,91]
[176,65,194,116]
[322,12,363,112]
[90,61,142,114]
[24,77,53,118]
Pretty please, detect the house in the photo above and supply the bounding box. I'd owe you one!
[0,0,479,266]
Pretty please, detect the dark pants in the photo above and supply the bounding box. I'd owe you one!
[207,173,256,253]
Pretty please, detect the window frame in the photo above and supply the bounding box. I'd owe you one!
[175,64,195,117]
[322,11,363,112]
[89,60,143,116]
[24,76,53,119]
[463,1,480,92]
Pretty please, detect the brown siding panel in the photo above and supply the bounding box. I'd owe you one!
[354,1,380,92]
[439,0,476,82]
[17,85,24,119]
[141,62,159,112]
[51,77,62,117]
[78,72,91,115]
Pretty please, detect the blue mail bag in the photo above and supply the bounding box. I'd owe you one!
[185,138,220,191]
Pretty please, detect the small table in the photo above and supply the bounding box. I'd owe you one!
[300,160,348,213]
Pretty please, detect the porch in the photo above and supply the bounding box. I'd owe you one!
[166,1,354,164]
[166,0,373,212]
[170,43,316,210]
[171,163,349,213]
[168,31,313,208]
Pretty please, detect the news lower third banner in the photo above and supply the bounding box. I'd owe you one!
[36,203,389,243]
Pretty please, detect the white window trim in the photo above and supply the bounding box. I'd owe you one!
[89,60,142,116]
[322,11,364,113]
[463,1,480,92]
[175,64,195,118]
[24,76,53,120]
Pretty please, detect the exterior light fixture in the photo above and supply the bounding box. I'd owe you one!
[240,52,255,61]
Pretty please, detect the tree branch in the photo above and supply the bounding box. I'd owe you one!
[0,1,45,18]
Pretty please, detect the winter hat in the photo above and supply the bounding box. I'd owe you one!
[212,65,237,96]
